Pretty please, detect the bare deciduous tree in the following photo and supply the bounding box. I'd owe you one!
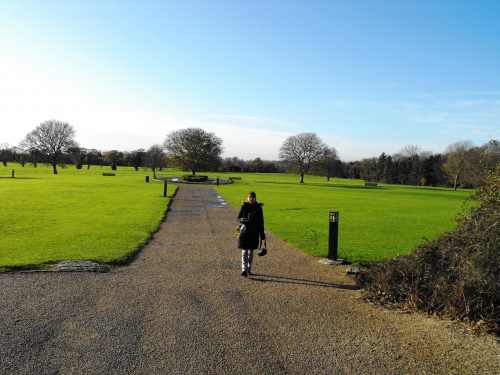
[315,146,341,181]
[144,144,166,178]
[360,157,378,182]
[279,132,327,183]
[21,120,77,174]
[399,144,421,158]
[444,140,475,190]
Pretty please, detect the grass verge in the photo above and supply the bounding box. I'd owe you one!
[0,164,176,271]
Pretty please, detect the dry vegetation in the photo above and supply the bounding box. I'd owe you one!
[357,163,500,335]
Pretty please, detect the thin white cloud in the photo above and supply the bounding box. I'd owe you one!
[413,91,500,98]
[203,114,300,129]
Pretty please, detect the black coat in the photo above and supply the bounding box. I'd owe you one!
[237,202,265,250]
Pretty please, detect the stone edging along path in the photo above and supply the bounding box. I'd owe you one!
[0,184,498,374]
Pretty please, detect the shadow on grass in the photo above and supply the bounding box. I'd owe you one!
[257,180,464,193]
[0,177,38,180]
[248,274,360,290]
[257,180,386,190]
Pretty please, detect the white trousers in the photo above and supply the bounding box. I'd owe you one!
[241,249,254,272]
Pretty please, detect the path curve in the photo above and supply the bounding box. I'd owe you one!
[1,185,498,374]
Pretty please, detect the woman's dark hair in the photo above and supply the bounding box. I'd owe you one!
[248,191,256,198]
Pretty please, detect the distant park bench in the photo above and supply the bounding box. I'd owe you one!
[229,177,241,180]
[102,173,115,176]
[364,181,377,186]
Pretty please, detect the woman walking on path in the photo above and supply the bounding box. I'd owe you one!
[237,191,265,277]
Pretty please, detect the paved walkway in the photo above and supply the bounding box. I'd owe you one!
[1,185,498,374]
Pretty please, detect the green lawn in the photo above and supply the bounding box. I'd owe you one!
[0,165,472,270]
[0,164,176,271]
[214,173,473,263]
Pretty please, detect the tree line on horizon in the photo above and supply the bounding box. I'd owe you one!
[1,119,499,190]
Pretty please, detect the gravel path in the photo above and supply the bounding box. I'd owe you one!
[1,185,498,374]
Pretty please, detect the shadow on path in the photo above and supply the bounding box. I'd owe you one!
[248,274,361,290]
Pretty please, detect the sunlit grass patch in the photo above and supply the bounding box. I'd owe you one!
[0,164,176,271]
[215,173,473,263]
[1,165,473,269]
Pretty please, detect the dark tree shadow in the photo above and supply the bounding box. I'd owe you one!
[248,274,360,290]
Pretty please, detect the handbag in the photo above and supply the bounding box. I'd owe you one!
[257,239,267,256]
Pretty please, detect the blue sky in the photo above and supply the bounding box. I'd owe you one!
[1,0,499,161]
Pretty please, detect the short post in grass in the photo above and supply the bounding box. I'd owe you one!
[12,169,14,178]
[328,211,339,260]
[163,180,167,197]
[146,176,149,183]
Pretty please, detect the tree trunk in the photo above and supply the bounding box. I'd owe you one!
[300,174,304,183]
[52,163,58,174]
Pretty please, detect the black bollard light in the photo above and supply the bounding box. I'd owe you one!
[328,211,339,260]
[146,176,149,183]
[164,180,167,197]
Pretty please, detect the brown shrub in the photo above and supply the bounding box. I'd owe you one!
[357,162,500,335]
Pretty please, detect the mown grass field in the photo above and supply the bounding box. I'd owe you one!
[1,164,472,270]
[0,164,176,271]
[214,173,473,263]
